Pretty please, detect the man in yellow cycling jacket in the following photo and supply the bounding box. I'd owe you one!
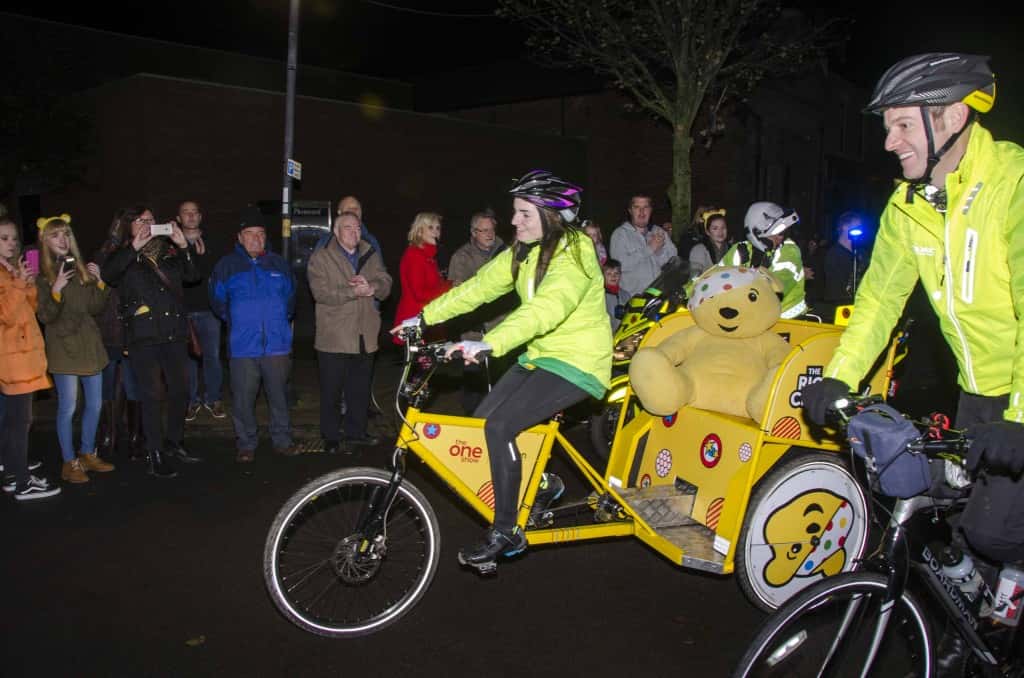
[802,54,1019,675]
[803,54,1024,672]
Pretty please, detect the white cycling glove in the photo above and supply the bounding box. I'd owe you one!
[448,340,492,363]
[397,314,423,330]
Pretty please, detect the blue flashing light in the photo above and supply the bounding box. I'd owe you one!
[849,227,864,238]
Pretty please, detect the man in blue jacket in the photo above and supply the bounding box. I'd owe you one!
[210,206,298,462]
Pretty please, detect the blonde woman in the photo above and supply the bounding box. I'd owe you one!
[35,215,114,483]
[392,211,451,344]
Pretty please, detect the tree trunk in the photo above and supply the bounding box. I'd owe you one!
[668,123,694,249]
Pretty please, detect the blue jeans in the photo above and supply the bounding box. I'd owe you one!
[230,355,292,451]
[187,311,223,405]
[102,348,138,401]
[53,372,104,462]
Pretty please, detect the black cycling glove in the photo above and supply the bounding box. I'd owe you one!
[801,377,851,426]
[966,420,1024,476]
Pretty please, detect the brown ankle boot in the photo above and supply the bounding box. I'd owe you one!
[78,451,115,472]
[61,458,90,484]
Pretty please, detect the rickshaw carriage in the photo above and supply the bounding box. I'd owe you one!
[603,311,897,610]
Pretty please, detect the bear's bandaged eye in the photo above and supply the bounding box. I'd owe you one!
[748,290,759,302]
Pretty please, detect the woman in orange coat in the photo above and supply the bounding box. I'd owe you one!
[393,212,451,344]
[0,216,61,501]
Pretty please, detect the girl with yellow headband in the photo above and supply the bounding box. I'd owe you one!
[36,214,115,484]
[688,207,732,278]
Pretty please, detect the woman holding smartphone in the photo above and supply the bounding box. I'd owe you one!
[0,216,61,500]
[93,209,143,460]
[36,214,115,484]
[101,207,200,478]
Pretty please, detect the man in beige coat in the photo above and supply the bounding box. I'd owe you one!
[307,211,392,454]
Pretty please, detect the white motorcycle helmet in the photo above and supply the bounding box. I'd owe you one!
[744,201,800,252]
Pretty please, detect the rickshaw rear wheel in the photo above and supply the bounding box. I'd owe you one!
[734,450,869,613]
[588,403,620,461]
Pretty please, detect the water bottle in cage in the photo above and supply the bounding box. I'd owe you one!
[940,545,995,617]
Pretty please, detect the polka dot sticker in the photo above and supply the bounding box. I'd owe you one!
[655,449,673,478]
[738,442,753,463]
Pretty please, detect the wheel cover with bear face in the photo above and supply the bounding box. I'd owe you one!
[742,459,868,610]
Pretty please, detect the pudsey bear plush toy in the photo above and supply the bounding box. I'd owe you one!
[629,266,792,420]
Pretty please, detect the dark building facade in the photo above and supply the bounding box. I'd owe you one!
[5,12,894,324]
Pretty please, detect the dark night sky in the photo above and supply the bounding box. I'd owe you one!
[6,1,1024,121]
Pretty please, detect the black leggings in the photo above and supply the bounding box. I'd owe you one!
[473,364,589,532]
[0,393,33,487]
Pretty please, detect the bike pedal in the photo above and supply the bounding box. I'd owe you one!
[526,510,554,528]
[457,553,498,575]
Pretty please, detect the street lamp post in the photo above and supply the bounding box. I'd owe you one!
[281,0,299,263]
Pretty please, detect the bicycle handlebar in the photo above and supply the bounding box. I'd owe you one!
[827,393,969,465]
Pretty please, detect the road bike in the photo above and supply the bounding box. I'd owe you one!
[732,395,1024,677]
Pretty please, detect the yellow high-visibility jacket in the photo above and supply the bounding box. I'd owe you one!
[826,123,1024,423]
[424,233,611,399]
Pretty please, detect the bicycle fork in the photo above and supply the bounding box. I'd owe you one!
[354,448,409,546]
[840,516,913,678]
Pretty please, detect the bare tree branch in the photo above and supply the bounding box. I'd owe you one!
[497,0,847,231]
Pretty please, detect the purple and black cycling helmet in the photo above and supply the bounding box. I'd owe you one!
[509,170,583,223]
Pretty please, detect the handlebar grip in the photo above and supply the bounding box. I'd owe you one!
[444,349,492,362]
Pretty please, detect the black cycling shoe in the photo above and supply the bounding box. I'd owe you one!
[457,527,527,575]
[527,472,564,527]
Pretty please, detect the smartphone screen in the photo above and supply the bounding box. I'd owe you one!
[24,249,39,275]
[64,256,77,276]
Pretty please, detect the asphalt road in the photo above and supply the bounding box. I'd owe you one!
[2,356,770,677]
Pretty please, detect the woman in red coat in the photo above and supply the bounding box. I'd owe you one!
[393,212,451,344]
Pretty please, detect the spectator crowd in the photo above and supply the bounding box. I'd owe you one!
[0,190,867,502]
